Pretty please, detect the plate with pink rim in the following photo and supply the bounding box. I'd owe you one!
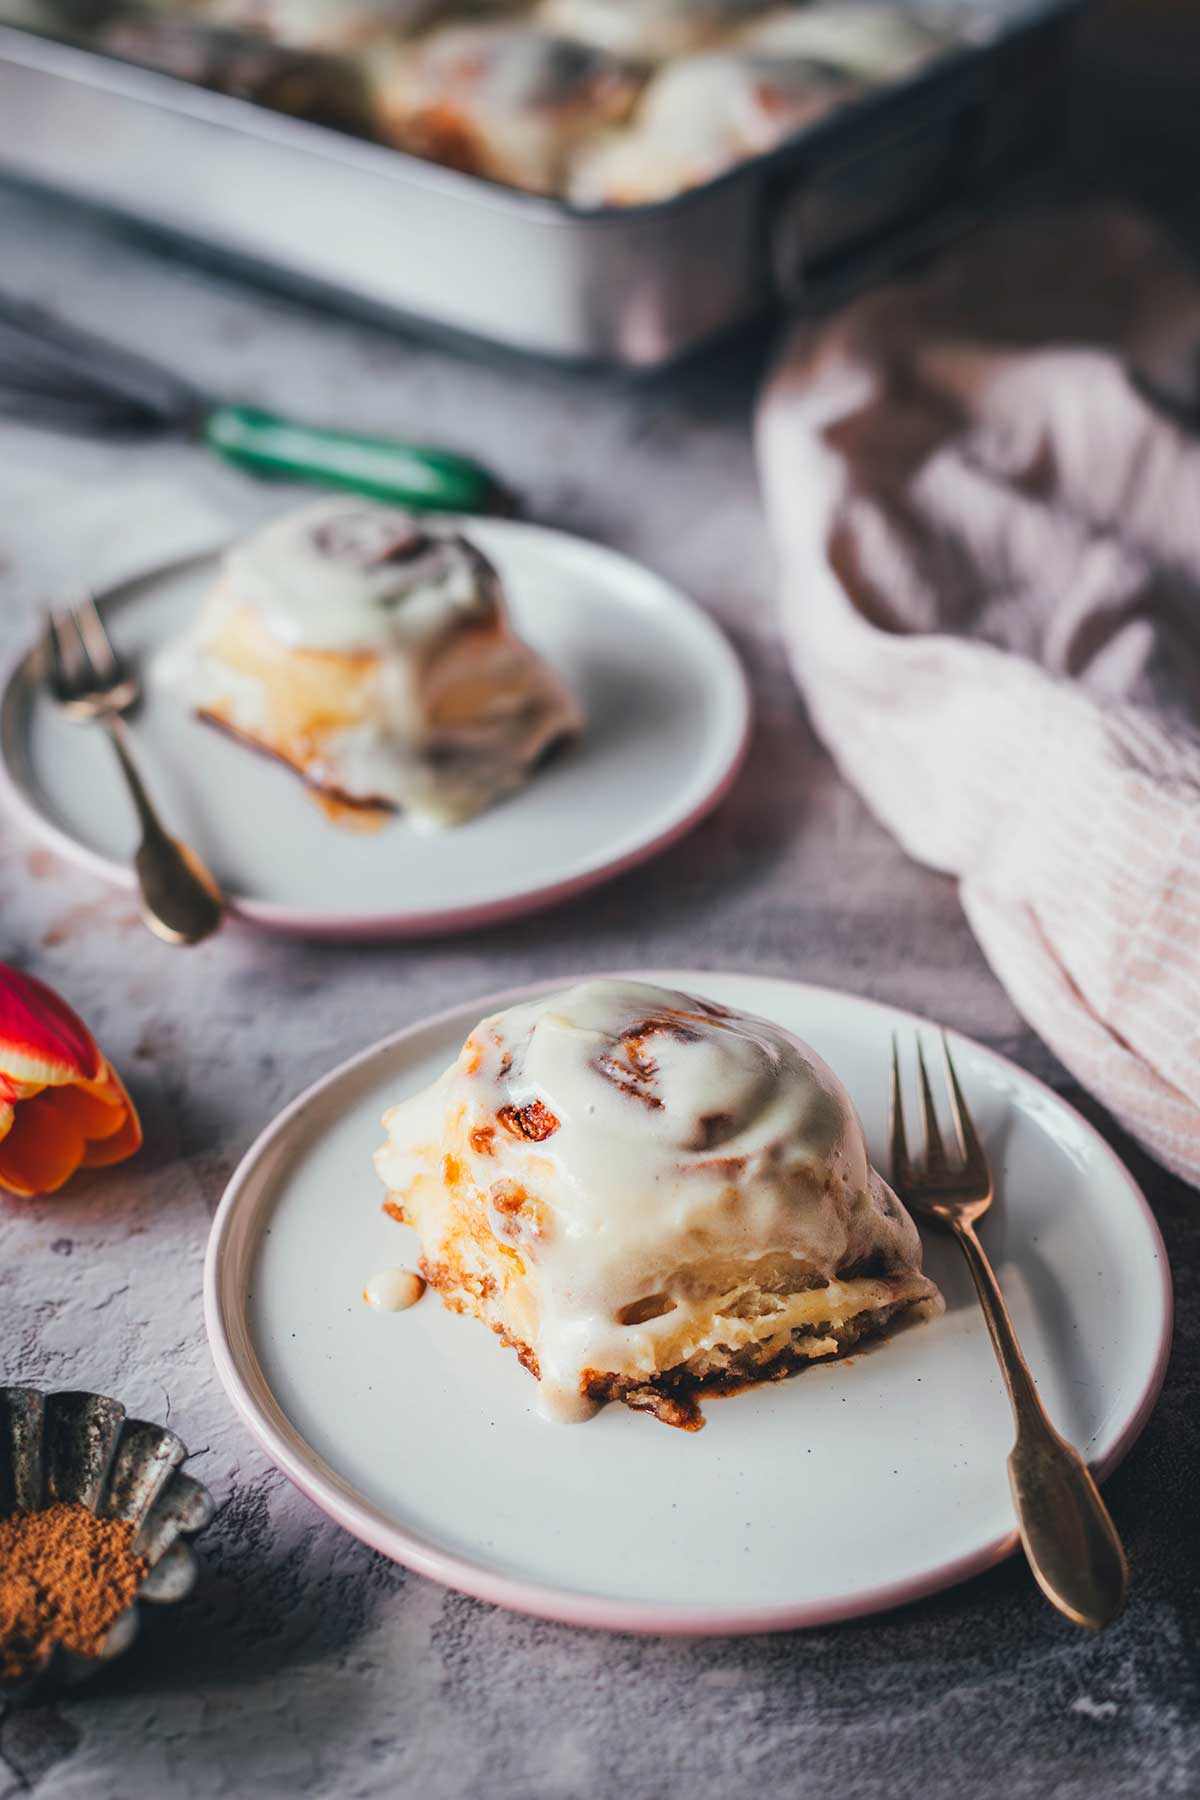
[0,518,750,938]
[204,970,1172,1636]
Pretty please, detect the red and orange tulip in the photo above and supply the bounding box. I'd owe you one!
[0,963,141,1197]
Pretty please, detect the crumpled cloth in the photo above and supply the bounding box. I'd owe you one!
[757,207,1200,1185]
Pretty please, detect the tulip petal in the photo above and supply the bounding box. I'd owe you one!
[0,970,142,1196]
[0,963,102,1088]
[80,1064,142,1168]
[0,1089,87,1196]
[81,1106,143,1169]
[47,1081,125,1142]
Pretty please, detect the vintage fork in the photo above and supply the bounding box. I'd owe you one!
[890,1034,1128,1629]
[44,596,225,946]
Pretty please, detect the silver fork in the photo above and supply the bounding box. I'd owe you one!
[44,596,225,946]
[890,1034,1128,1630]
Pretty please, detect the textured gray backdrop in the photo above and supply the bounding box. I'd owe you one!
[1,85,1198,1799]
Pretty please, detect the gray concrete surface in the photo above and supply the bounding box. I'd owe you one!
[0,166,1196,1800]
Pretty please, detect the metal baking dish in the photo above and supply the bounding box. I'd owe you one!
[0,4,1078,368]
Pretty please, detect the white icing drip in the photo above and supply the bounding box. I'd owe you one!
[363,1267,425,1311]
[375,979,933,1415]
[536,1382,602,1424]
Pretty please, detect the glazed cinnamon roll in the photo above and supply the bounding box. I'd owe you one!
[366,22,645,193]
[375,979,940,1428]
[155,498,582,830]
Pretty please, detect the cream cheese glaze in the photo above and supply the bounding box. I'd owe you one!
[375,978,937,1419]
[363,1266,426,1311]
[218,499,494,654]
[155,498,583,829]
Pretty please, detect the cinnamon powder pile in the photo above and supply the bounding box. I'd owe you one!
[0,1502,147,1681]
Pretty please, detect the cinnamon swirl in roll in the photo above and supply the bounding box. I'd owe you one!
[375,978,940,1428]
[156,498,582,829]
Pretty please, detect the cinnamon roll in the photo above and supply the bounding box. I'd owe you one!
[375,979,940,1428]
[366,22,645,193]
[155,498,582,829]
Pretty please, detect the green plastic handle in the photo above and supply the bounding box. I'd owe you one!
[202,403,498,513]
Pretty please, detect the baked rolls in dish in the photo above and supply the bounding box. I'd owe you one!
[19,0,961,204]
[367,21,644,192]
[156,498,582,829]
[375,979,940,1428]
[568,45,857,206]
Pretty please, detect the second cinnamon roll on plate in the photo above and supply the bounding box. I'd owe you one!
[155,497,583,830]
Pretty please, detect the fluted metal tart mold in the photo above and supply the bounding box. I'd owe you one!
[0,1386,214,1697]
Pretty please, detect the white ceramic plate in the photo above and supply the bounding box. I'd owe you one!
[205,971,1171,1635]
[0,522,749,938]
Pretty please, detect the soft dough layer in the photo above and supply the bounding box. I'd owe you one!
[155,498,582,829]
[375,978,940,1426]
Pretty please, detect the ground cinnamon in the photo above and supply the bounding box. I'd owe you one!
[0,1501,147,1680]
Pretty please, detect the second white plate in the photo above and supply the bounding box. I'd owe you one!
[205,971,1172,1635]
[0,520,749,937]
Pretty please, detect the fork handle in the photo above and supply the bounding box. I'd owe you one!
[103,716,225,946]
[953,1220,1128,1629]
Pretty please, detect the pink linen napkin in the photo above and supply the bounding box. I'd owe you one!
[757,207,1200,1185]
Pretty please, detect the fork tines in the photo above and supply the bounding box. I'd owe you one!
[890,1031,987,1180]
[45,595,124,702]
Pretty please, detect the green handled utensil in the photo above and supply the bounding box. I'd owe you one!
[0,291,501,513]
[201,403,495,511]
